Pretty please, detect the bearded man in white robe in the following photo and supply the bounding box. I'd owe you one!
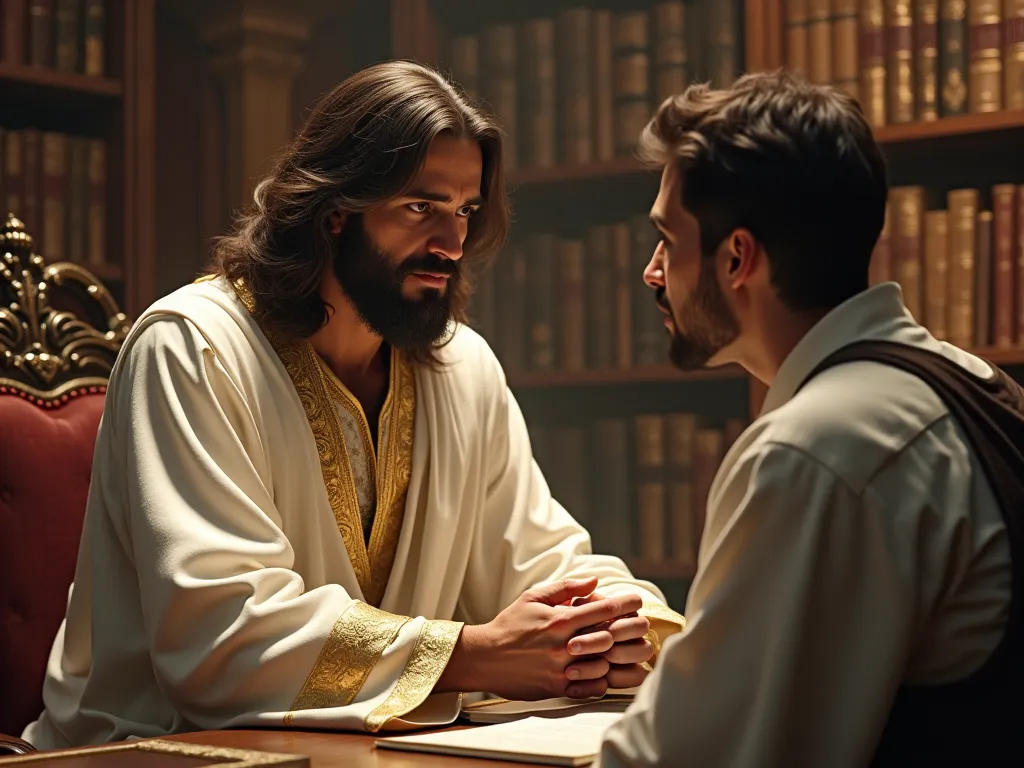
[22,60,684,750]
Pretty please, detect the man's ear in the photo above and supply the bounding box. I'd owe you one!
[725,227,758,286]
[329,211,345,235]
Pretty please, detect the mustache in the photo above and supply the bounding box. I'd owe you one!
[400,253,460,277]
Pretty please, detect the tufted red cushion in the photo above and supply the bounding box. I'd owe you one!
[0,391,105,737]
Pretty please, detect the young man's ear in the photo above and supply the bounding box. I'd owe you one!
[329,211,346,235]
[726,228,758,286]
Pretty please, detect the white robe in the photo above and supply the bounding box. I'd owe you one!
[596,282,1011,767]
[23,275,684,750]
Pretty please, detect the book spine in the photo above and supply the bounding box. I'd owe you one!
[1017,185,1024,343]
[54,0,79,72]
[612,11,651,156]
[83,0,104,77]
[887,0,915,123]
[666,413,697,571]
[591,10,615,162]
[693,428,725,545]
[891,186,925,322]
[87,138,106,267]
[22,129,41,249]
[557,9,593,166]
[916,0,941,120]
[635,415,667,563]
[448,34,480,100]
[28,0,53,68]
[481,24,518,171]
[992,184,1017,348]
[612,222,633,368]
[924,209,950,340]
[2,0,26,65]
[653,1,688,103]
[974,209,994,346]
[521,18,557,169]
[585,225,614,369]
[706,0,740,87]
[630,213,663,365]
[941,0,969,115]
[41,131,67,262]
[498,244,527,373]
[808,0,833,83]
[786,0,810,75]
[833,0,860,98]
[947,188,979,348]
[590,419,633,558]
[869,199,893,284]
[969,0,1004,112]
[3,130,24,222]
[527,233,557,371]
[1006,0,1024,109]
[860,0,888,127]
[560,238,586,371]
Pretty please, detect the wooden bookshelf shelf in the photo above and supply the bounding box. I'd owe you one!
[0,63,122,99]
[508,363,745,389]
[625,559,695,580]
[874,110,1024,146]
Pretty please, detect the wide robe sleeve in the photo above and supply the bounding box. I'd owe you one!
[457,357,685,654]
[114,316,462,733]
[594,442,921,768]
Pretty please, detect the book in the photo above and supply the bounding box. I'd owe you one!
[460,690,635,724]
[375,711,622,766]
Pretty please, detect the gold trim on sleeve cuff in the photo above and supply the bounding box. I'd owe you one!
[363,619,464,732]
[639,602,686,667]
[285,601,411,723]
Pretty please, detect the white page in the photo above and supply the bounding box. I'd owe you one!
[376,711,622,763]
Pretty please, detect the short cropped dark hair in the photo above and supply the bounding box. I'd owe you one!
[639,70,888,312]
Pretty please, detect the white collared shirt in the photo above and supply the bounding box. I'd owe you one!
[597,282,1011,767]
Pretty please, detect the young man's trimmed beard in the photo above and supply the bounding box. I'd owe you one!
[664,255,740,371]
[332,214,459,350]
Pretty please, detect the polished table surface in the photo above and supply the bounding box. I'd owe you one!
[166,727,529,767]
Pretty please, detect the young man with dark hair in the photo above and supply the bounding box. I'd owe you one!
[23,60,685,750]
[597,71,1019,766]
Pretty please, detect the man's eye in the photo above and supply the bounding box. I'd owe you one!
[457,206,477,218]
[408,202,429,213]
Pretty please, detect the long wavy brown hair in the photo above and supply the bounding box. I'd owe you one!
[210,60,509,365]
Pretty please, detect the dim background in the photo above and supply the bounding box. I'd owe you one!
[3,0,1023,608]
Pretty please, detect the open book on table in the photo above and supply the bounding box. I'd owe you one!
[376,711,622,766]
[459,687,638,724]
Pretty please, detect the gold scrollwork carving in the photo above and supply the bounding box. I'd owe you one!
[0,213,130,402]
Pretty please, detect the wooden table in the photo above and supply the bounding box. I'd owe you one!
[166,727,525,767]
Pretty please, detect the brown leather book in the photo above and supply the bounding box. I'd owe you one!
[591,10,615,162]
[559,238,586,370]
[693,428,726,546]
[635,415,668,563]
[941,0,969,115]
[557,8,592,166]
[666,413,697,570]
[786,0,810,75]
[41,131,68,262]
[832,0,859,98]
[0,738,308,767]
[808,0,833,83]
[612,10,650,156]
[28,0,53,68]
[54,0,79,72]
[520,17,557,169]
[551,427,588,525]
[589,418,633,557]
[448,34,480,100]
[83,0,104,76]
[706,0,740,87]
[2,0,26,65]
[860,0,887,127]
[4,129,24,222]
[1006,0,1024,109]
[916,0,941,120]
[869,199,893,285]
[630,213,663,366]
[974,210,995,347]
[612,222,633,368]
[969,0,1003,112]
[86,138,106,267]
[21,128,42,247]
[481,24,518,170]
[924,209,950,340]
[992,184,1018,348]
[1016,185,1024,344]
[886,0,915,124]
[891,186,925,322]
[947,188,979,349]
[585,224,614,369]
[527,233,557,371]
[653,1,688,103]
[497,243,528,373]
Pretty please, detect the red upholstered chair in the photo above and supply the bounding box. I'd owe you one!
[0,214,130,754]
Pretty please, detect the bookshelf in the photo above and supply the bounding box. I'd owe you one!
[389,0,1024,597]
[0,0,157,319]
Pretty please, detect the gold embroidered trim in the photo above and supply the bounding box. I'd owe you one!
[285,601,410,723]
[231,278,416,607]
[363,619,464,732]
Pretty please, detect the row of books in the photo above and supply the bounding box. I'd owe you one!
[530,413,747,568]
[0,0,106,76]
[468,215,666,374]
[1,127,108,268]
[787,0,1024,126]
[872,183,1024,350]
[444,0,741,172]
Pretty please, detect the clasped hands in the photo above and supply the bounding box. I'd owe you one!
[436,576,654,701]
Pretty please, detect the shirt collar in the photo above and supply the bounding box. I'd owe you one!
[759,282,921,416]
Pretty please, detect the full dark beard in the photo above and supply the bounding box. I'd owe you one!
[665,258,740,371]
[332,215,458,349]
